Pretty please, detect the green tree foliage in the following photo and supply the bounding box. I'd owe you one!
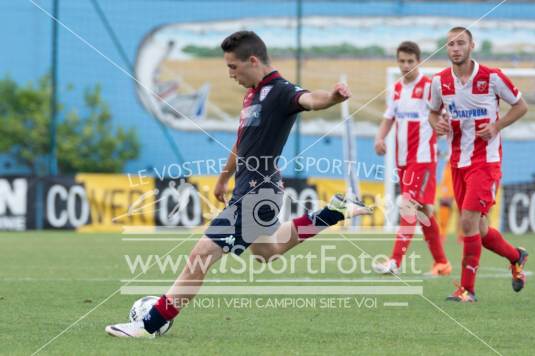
[433,37,494,58]
[182,43,386,58]
[435,36,448,57]
[479,40,493,56]
[0,75,139,174]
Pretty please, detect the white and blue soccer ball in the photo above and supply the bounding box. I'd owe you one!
[129,296,173,336]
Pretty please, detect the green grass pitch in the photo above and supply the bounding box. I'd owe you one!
[0,231,533,355]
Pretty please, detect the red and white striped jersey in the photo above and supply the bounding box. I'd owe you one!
[384,73,436,167]
[428,61,521,168]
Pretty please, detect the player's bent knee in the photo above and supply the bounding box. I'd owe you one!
[253,254,269,264]
[460,215,478,235]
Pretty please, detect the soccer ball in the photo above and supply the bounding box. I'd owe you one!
[129,296,174,336]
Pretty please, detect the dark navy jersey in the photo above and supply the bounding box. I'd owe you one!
[233,71,309,197]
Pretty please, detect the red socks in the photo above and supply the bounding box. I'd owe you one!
[421,216,448,264]
[144,295,180,334]
[461,234,482,294]
[391,217,416,267]
[154,295,180,320]
[482,227,520,263]
[292,207,345,241]
[292,214,320,240]
[459,228,517,294]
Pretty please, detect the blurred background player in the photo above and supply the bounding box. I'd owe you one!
[105,31,372,338]
[428,27,529,302]
[373,41,451,276]
[437,157,459,243]
[437,129,463,244]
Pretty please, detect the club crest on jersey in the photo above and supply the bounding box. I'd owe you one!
[260,86,273,102]
[240,104,262,127]
[414,86,423,96]
[473,79,489,94]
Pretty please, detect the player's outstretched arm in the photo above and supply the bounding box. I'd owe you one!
[298,83,351,111]
[214,143,238,203]
[476,97,528,141]
[374,119,394,155]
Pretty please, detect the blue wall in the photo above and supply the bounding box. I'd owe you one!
[2,1,535,184]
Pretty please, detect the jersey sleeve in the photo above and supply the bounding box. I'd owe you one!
[278,81,310,116]
[492,69,522,105]
[427,75,443,112]
[383,86,396,120]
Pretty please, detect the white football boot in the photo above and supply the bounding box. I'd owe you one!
[328,193,374,218]
[105,321,155,339]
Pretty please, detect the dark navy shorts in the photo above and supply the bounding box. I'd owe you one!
[205,188,283,255]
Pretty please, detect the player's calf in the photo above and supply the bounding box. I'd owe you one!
[106,237,223,338]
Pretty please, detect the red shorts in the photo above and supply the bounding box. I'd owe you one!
[398,163,436,205]
[451,164,501,215]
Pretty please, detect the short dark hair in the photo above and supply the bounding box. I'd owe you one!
[396,41,421,61]
[221,31,270,64]
[448,26,473,42]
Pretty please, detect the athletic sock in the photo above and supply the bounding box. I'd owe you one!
[292,207,344,240]
[482,227,520,263]
[460,234,482,294]
[422,216,448,264]
[391,216,417,267]
[143,295,180,334]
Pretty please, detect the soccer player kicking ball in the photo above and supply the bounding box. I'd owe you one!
[373,41,451,276]
[428,27,529,302]
[105,31,373,338]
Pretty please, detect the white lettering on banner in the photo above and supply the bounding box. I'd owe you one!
[0,178,27,231]
[508,192,535,235]
[47,185,68,227]
[158,185,202,226]
[279,187,319,222]
[0,216,25,230]
[69,185,90,227]
[46,184,90,228]
[299,188,319,216]
[0,178,27,215]
[280,187,298,222]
